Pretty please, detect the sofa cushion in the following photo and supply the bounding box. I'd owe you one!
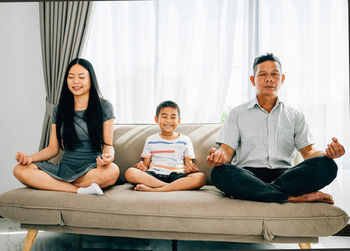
[0,185,347,242]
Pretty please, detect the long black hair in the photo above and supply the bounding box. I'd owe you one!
[55,58,104,152]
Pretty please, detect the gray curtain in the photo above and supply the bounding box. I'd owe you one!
[39,1,94,150]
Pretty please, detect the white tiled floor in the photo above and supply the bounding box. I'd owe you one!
[0,218,349,251]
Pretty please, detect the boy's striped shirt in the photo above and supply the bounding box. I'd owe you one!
[141,133,195,175]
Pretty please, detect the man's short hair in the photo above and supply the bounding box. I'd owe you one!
[253,53,282,75]
[156,100,181,118]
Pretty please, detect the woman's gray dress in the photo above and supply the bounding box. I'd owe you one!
[35,99,114,182]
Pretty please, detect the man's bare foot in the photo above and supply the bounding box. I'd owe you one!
[288,191,334,204]
[134,184,155,192]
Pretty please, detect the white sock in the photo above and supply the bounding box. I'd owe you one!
[77,183,104,196]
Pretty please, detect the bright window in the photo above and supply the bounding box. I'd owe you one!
[83,0,350,213]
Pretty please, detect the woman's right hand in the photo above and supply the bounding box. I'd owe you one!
[16,152,33,165]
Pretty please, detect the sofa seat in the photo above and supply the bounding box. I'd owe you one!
[0,184,347,244]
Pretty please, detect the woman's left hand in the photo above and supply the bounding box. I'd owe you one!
[96,153,113,167]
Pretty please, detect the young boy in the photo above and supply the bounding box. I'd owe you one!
[125,101,206,192]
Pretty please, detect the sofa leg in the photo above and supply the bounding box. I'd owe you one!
[299,243,311,249]
[23,229,38,251]
[172,239,177,251]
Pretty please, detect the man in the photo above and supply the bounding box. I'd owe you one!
[207,53,345,203]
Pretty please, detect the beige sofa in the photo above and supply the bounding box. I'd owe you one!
[0,124,348,250]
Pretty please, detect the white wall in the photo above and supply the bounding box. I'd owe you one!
[0,3,45,193]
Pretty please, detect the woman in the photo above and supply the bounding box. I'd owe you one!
[13,58,119,195]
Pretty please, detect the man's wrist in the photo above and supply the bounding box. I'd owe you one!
[305,150,325,160]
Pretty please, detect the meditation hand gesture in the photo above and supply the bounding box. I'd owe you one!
[15,152,33,165]
[206,148,227,166]
[96,153,113,167]
[184,161,199,174]
[325,137,345,159]
[134,161,148,171]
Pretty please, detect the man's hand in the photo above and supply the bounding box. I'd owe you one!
[96,153,113,167]
[15,152,33,165]
[325,137,345,159]
[134,161,148,171]
[206,147,227,166]
[184,161,199,174]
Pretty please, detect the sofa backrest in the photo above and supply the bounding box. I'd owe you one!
[50,123,303,185]
[113,123,222,185]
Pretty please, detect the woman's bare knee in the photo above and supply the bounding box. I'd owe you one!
[13,164,22,180]
[13,164,38,182]
[100,163,120,187]
[73,164,119,188]
[108,163,120,184]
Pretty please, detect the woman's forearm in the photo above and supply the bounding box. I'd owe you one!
[30,146,59,162]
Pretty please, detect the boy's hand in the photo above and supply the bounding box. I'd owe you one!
[135,161,148,171]
[96,153,113,167]
[15,152,32,165]
[184,161,199,174]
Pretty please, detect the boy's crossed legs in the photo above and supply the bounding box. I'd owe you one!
[125,167,206,192]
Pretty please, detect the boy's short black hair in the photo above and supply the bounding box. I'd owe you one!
[253,53,282,75]
[156,100,180,118]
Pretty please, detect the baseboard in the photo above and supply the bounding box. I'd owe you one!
[334,224,350,236]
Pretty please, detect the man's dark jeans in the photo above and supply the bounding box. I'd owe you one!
[210,156,337,203]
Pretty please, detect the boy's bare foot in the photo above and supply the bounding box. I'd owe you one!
[134,184,154,192]
[287,191,334,204]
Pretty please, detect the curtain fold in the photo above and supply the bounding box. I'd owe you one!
[39,1,94,150]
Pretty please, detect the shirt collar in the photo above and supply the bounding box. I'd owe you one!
[247,96,283,110]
